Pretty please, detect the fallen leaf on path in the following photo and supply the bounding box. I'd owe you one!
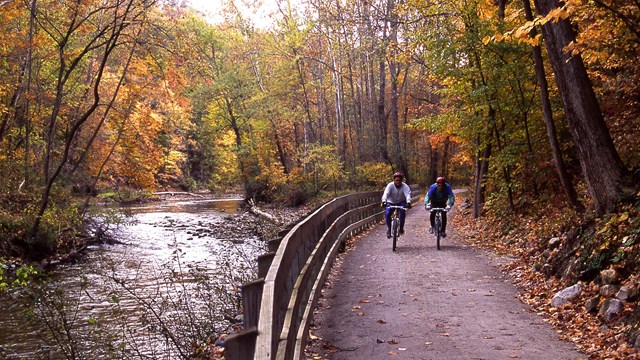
[377,319,387,324]
[352,305,361,310]
[440,333,450,337]
[357,312,365,316]
[377,339,384,343]
[398,348,407,351]
[388,339,398,344]
[483,336,495,339]
[388,352,398,356]
[509,355,520,358]
[425,341,433,345]
[359,299,370,303]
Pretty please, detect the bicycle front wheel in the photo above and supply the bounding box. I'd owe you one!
[392,219,398,251]
[435,215,441,250]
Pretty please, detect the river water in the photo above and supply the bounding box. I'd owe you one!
[0,198,267,359]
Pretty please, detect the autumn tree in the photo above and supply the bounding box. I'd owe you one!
[533,0,635,215]
[567,0,640,169]
[520,0,584,212]
[19,0,159,250]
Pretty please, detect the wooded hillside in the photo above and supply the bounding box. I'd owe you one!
[0,0,637,259]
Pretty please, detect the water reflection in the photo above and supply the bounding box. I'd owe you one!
[0,198,263,359]
[123,198,244,215]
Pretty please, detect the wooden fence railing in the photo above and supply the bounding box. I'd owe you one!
[225,186,420,360]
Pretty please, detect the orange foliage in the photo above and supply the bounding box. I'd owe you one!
[105,104,164,189]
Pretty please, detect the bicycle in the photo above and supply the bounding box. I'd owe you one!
[428,207,448,250]
[387,205,407,252]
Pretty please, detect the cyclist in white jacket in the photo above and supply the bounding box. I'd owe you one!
[381,172,412,238]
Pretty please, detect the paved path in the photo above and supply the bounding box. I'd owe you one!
[308,205,586,360]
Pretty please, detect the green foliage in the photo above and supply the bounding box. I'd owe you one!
[0,262,6,291]
[0,210,29,251]
[354,162,394,188]
[0,263,40,292]
[13,264,39,287]
[552,198,640,281]
[158,150,189,189]
[0,184,87,258]
[251,165,312,206]
[278,175,314,207]
[298,145,344,194]
[246,145,350,206]
[250,161,288,202]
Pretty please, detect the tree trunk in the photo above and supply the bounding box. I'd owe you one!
[490,109,515,212]
[23,0,37,188]
[32,1,143,240]
[377,57,389,163]
[442,136,450,180]
[473,134,491,218]
[534,0,634,215]
[429,140,439,184]
[294,53,316,146]
[376,0,393,164]
[523,0,584,212]
[346,51,363,168]
[270,118,290,174]
[388,0,405,176]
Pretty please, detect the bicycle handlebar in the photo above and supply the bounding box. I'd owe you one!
[428,207,448,212]
[386,205,408,210]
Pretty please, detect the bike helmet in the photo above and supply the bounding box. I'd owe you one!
[393,172,404,180]
[436,176,445,184]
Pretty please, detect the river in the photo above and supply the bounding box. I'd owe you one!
[0,198,269,359]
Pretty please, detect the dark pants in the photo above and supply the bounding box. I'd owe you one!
[385,201,407,231]
[429,201,448,232]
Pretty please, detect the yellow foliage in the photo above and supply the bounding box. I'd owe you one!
[105,103,164,189]
[256,161,289,192]
[547,7,570,22]
[355,162,393,187]
[210,130,239,186]
[505,8,524,22]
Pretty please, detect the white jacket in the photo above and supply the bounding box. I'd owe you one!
[381,182,412,204]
